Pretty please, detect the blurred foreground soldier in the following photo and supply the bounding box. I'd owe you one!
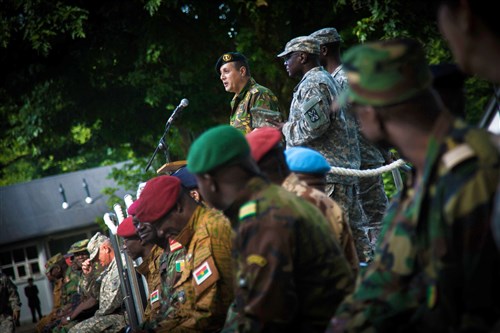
[0,270,20,333]
[430,63,467,119]
[274,36,367,262]
[246,127,359,274]
[215,52,283,133]
[116,216,163,326]
[311,27,388,259]
[187,125,354,333]
[328,38,500,332]
[69,232,126,333]
[134,175,234,332]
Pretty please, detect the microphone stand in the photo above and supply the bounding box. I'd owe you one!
[145,109,178,173]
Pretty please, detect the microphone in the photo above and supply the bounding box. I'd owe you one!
[166,98,189,127]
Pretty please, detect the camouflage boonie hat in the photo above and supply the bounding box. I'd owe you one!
[67,239,89,254]
[277,36,320,58]
[341,38,432,107]
[45,253,64,273]
[87,232,109,261]
[309,27,342,45]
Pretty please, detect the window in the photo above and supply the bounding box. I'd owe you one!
[0,244,41,281]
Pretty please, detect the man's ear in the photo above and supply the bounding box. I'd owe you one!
[320,45,328,56]
[299,52,308,64]
[239,65,247,76]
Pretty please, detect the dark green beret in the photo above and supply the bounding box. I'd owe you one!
[187,125,250,174]
[215,52,248,74]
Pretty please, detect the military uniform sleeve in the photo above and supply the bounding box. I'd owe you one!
[95,261,123,316]
[282,85,332,146]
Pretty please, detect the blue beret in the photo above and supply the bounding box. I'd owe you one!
[172,166,198,189]
[285,147,330,175]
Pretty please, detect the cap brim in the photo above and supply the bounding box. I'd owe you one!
[277,50,290,58]
[89,249,98,261]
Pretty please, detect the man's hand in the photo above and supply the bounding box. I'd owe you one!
[81,258,93,275]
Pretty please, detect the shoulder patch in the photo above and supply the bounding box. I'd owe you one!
[250,87,259,94]
[442,143,476,170]
[239,200,257,220]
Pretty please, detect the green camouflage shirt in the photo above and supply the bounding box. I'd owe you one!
[330,119,500,332]
[230,77,282,134]
[222,177,354,333]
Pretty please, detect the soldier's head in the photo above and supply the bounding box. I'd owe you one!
[45,253,66,280]
[188,125,260,212]
[133,176,198,246]
[309,27,342,67]
[88,232,114,267]
[277,36,321,78]
[285,147,330,192]
[67,239,90,269]
[117,216,145,260]
[341,38,440,146]
[246,127,289,185]
[172,166,202,203]
[215,52,251,94]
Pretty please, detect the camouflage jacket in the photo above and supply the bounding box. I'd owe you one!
[330,119,500,332]
[136,244,164,323]
[156,205,234,332]
[230,77,282,134]
[61,267,82,310]
[282,173,359,275]
[282,66,360,184]
[0,274,20,315]
[222,177,354,333]
[332,65,386,168]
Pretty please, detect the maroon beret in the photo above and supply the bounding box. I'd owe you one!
[117,216,137,238]
[127,200,138,216]
[246,127,283,162]
[135,176,181,223]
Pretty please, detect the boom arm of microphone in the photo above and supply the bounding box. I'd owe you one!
[145,99,189,172]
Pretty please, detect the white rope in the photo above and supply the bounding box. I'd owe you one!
[330,159,407,177]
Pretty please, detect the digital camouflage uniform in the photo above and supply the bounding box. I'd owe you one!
[154,205,234,332]
[136,244,164,325]
[222,177,354,333]
[69,259,126,333]
[328,39,500,333]
[282,172,359,275]
[0,273,20,333]
[333,65,388,261]
[230,77,283,134]
[281,63,365,262]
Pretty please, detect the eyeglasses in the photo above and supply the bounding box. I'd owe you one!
[283,52,300,63]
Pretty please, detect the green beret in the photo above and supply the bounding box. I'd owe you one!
[67,239,89,254]
[215,52,248,74]
[341,38,432,107]
[187,125,250,174]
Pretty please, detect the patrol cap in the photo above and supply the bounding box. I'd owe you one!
[172,166,198,189]
[246,127,283,162]
[67,239,89,254]
[215,52,248,74]
[134,176,181,223]
[187,125,250,174]
[277,36,320,58]
[285,147,331,175]
[341,38,432,107]
[117,216,138,238]
[309,27,342,45]
[45,253,64,273]
[88,232,110,261]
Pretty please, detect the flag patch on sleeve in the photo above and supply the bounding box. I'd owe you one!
[150,289,159,304]
[193,260,212,285]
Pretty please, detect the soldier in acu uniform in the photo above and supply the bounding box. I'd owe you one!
[187,125,354,333]
[0,270,20,333]
[69,233,126,333]
[328,38,500,333]
[215,52,283,134]
[271,36,367,263]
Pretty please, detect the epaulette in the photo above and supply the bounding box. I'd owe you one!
[441,143,476,170]
[250,87,259,95]
[239,200,257,221]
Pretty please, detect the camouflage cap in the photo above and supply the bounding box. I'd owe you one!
[67,239,90,254]
[309,27,342,45]
[341,38,432,107]
[215,52,248,74]
[277,36,320,58]
[87,232,109,261]
[45,253,64,273]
